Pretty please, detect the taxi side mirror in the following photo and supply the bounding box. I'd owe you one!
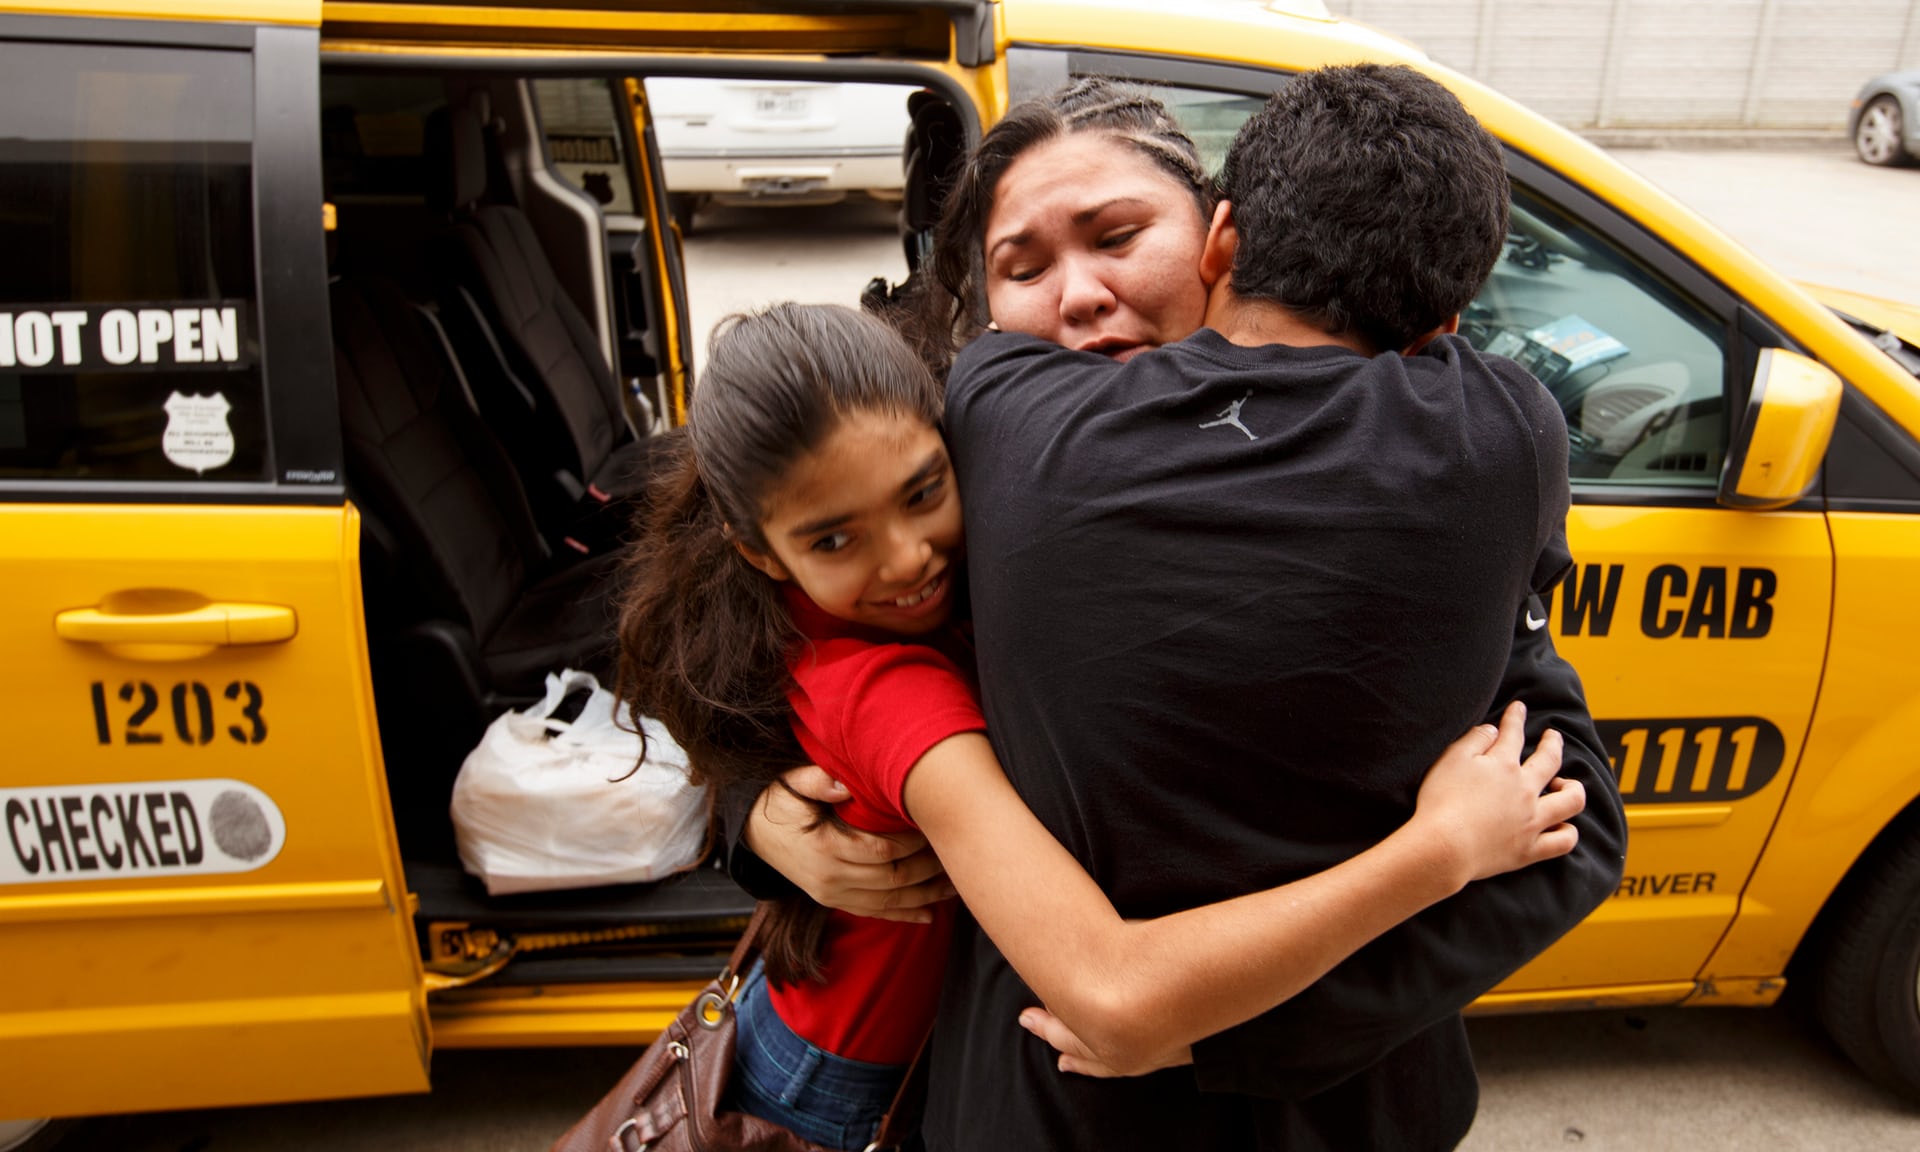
[1717,347,1842,510]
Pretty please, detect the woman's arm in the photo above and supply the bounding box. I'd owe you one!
[899,702,1581,1077]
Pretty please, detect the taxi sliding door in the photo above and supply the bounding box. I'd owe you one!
[0,7,428,1118]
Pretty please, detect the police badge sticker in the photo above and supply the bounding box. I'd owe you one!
[162,391,235,474]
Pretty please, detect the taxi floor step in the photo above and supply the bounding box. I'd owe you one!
[481,950,737,986]
[405,856,754,930]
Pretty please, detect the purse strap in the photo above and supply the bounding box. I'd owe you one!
[721,900,773,985]
[865,1028,932,1151]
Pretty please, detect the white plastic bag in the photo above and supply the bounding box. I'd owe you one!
[450,669,709,895]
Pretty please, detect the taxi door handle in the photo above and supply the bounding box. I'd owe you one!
[55,602,298,646]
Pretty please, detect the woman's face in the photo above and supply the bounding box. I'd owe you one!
[982,132,1212,362]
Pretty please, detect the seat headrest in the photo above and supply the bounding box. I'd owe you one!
[447,103,488,211]
[902,90,965,270]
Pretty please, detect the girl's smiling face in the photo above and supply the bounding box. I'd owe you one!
[741,408,963,636]
[982,133,1212,361]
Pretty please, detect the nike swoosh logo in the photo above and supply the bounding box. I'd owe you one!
[1525,611,1547,631]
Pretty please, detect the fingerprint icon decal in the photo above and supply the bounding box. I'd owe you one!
[210,790,274,861]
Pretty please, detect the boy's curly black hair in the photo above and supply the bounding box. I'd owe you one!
[1218,64,1510,354]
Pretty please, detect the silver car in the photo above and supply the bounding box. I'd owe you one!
[1849,70,1920,167]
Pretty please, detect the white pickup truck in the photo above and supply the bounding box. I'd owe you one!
[648,76,913,232]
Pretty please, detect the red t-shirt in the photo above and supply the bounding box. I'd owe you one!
[767,587,985,1065]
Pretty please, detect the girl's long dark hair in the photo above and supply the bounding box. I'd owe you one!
[618,302,944,984]
[897,77,1214,380]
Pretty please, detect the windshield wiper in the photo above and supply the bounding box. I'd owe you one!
[1829,307,1920,377]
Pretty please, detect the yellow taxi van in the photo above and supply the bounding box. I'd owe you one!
[4,0,1920,1138]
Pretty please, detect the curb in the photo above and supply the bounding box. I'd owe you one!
[1578,128,1850,151]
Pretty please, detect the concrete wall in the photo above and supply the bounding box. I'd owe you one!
[1327,0,1920,130]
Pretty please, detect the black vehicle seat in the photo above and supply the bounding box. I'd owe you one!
[861,90,967,361]
[900,89,967,272]
[331,275,624,847]
[429,100,655,543]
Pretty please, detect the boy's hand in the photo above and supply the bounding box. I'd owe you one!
[744,766,956,923]
[1018,1007,1193,1078]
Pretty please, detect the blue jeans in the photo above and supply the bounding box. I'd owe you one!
[726,960,909,1151]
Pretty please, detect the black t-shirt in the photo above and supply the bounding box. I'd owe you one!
[923,329,1625,1151]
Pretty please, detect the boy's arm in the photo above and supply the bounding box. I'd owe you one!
[1188,601,1627,1099]
[718,781,800,900]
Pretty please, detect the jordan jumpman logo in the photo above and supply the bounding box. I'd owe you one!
[1200,390,1257,440]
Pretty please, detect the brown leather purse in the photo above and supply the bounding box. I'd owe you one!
[551,903,927,1152]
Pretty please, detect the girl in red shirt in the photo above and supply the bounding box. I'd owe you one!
[618,302,1584,1150]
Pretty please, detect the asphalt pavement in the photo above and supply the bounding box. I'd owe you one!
[54,997,1920,1150]
[1610,143,1920,307]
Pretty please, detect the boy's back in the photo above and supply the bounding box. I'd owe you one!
[924,326,1581,1150]
[950,328,1569,911]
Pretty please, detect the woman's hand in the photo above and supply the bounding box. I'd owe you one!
[1412,701,1586,887]
[1018,1007,1193,1078]
[743,766,957,923]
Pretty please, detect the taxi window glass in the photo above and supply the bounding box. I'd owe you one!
[1464,188,1728,487]
[0,42,266,484]
[1133,84,1266,178]
[533,79,635,215]
[322,74,445,201]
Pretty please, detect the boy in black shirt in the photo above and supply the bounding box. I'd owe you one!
[920,65,1627,1151]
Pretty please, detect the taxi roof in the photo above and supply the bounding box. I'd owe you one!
[0,0,318,23]
[1002,0,1425,69]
